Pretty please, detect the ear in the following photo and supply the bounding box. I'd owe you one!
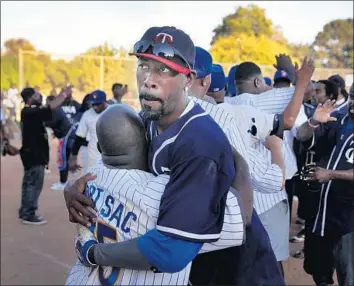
[185,71,196,89]
[204,74,211,90]
[254,77,261,88]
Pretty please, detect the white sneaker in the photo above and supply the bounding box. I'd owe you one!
[51,182,66,191]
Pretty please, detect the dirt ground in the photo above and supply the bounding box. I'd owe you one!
[1,139,322,285]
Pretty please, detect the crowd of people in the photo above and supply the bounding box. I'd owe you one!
[1,25,353,286]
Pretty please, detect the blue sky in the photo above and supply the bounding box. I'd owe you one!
[1,1,353,56]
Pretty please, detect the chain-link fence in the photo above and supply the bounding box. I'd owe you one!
[14,50,354,111]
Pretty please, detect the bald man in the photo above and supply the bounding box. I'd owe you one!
[66,104,245,285]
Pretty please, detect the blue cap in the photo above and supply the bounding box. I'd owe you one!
[274,70,290,82]
[90,90,107,105]
[227,65,238,97]
[130,26,195,75]
[194,46,213,79]
[208,64,226,93]
[264,77,272,86]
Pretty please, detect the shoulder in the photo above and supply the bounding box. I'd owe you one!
[175,108,232,160]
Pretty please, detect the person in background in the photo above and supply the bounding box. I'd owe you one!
[296,87,354,286]
[206,64,226,104]
[226,65,237,97]
[264,76,272,87]
[1,91,19,156]
[72,94,91,175]
[225,54,315,275]
[19,87,68,225]
[328,74,349,113]
[108,83,128,104]
[273,70,292,88]
[5,83,19,122]
[69,90,108,174]
[61,85,81,125]
[44,95,72,191]
[188,46,217,104]
[313,80,339,106]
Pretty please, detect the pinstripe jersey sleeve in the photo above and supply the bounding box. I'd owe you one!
[194,98,283,194]
[225,86,295,114]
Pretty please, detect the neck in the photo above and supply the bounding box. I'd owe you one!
[156,97,189,133]
[114,96,122,103]
[102,154,148,171]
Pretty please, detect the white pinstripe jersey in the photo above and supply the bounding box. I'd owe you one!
[66,160,244,286]
[223,88,303,213]
[224,87,302,179]
[192,98,285,214]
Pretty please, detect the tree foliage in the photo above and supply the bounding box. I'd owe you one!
[211,4,273,45]
[0,39,134,96]
[313,18,353,68]
[210,33,292,65]
[210,5,292,64]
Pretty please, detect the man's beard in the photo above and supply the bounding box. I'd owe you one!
[139,92,168,121]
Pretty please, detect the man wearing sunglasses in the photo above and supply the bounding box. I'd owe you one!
[64,26,285,285]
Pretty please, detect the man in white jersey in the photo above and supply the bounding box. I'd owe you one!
[66,104,244,285]
[225,55,315,274]
[69,90,108,173]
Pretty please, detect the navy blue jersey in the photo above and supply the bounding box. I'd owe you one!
[45,107,71,139]
[307,114,354,237]
[141,101,236,243]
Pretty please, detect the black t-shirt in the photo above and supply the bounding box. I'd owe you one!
[61,100,81,125]
[20,105,52,168]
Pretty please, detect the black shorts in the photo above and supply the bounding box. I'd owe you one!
[189,211,285,286]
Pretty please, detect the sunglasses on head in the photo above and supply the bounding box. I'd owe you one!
[133,40,192,72]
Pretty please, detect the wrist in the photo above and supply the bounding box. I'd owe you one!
[328,170,336,180]
[308,117,320,128]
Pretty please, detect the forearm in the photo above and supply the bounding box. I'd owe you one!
[330,170,354,181]
[91,229,202,273]
[93,239,152,270]
[232,149,253,225]
[48,95,66,110]
[71,135,86,156]
[269,148,286,189]
[282,82,308,129]
[296,120,316,142]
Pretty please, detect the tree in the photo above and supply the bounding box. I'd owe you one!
[209,4,295,65]
[211,4,274,45]
[3,38,36,56]
[210,33,292,65]
[313,18,354,68]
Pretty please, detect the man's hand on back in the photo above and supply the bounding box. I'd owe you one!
[64,173,97,227]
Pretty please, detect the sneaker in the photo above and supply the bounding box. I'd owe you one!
[51,182,66,191]
[22,215,47,225]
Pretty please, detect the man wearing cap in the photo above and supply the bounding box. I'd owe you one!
[64,26,262,285]
[207,64,227,104]
[273,70,292,88]
[19,87,68,225]
[189,46,217,104]
[69,90,108,174]
[226,65,238,97]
